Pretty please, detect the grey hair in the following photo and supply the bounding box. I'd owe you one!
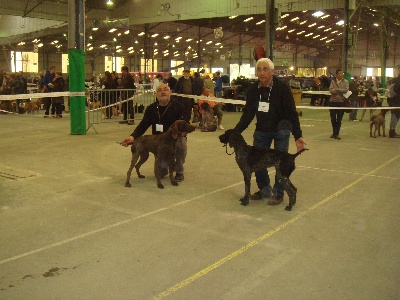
[256,58,274,70]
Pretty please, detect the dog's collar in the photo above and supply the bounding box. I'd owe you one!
[224,143,235,155]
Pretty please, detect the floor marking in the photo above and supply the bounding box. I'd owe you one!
[0,181,252,266]
[152,153,400,300]
[298,165,399,180]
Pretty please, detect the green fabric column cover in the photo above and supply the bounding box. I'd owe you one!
[69,49,86,135]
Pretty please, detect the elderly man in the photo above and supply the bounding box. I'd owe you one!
[121,83,188,182]
[233,58,306,205]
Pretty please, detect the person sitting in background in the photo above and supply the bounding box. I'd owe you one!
[359,87,378,121]
[198,87,224,130]
[199,102,217,132]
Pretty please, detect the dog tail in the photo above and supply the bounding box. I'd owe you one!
[293,148,309,158]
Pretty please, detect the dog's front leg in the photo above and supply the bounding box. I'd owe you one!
[382,123,385,137]
[240,172,251,206]
[125,153,140,187]
[168,159,178,186]
[154,159,164,189]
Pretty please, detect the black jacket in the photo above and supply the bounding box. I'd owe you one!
[130,100,185,139]
[234,76,302,140]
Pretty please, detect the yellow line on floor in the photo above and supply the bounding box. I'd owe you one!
[153,153,400,300]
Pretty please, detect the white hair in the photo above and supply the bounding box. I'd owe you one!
[256,58,274,70]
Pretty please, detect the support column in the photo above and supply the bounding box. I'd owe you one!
[68,0,86,135]
[265,0,275,59]
[341,0,350,71]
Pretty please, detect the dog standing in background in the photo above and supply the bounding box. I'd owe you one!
[370,110,387,138]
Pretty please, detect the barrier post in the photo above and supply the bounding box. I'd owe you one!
[68,49,86,135]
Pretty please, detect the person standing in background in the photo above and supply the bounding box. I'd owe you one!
[329,68,349,140]
[43,66,56,118]
[119,66,136,125]
[174,69,194,121]
[214,71,223,98]
[348,75,361,121]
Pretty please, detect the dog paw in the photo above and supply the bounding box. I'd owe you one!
[158,184,165,189]
[138,175,145,178]
[285,205,292,211]
[171,181,179,186]
[125,182,131,187]
[240,198,249,206]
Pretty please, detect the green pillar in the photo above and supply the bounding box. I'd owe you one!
[69,49,86,135]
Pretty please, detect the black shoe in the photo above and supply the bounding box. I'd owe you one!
[330,134,335,138]
[250,191,271,200]
[175,174,184,182]
[127,121,135,125]
[161,169,168,179]
[389,130,400,138]
[119,120,128,124]
[250,191,262,200]
[334,135,341,140]
[268,195,284,205]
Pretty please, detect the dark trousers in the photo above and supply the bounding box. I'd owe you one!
[329,102,345,136]
[253,129,290,198]
[43,97,52,115]
[122,99,134,120]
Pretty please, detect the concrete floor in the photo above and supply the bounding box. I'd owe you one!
[1,101,399,300]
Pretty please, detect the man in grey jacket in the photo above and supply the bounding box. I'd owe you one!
[329,68,349,140]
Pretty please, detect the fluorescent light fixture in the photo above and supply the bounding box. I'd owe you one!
[300,20,307,25]
[312,11,324,17]
[288,29,295,33]
[321,15,329,19]
[92,27,98,31]
[229,16,237,19]
[336,20,344,26]
[256,20,265,25]
[290,17,299,22]
[107,0,113,5]
[124,30,130,34]
[313,35,320,39]
[244,17,254,22]
[138,32,145,36]
[109,28,117,33]
[151,33,159,38]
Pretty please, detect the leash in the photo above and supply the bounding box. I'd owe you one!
[224,143,235,155]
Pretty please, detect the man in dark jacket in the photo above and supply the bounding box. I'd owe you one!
[43,66,56,117]
[119,66,136,125]
[121,83,188,182]
[174,69,194,121]
[233,58,307,205]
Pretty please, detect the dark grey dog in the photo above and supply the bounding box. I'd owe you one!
[219,129,307,211]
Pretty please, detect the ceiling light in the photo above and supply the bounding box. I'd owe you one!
[109,28,117,33]
[151,33,159,38]
[290,17,299,22]
[373,23,379,27]
[244,17,254,22]
[138,32,145,36]
[297,31,305,35]
[186,38,193,42]
[288,29,295,33]
[321,15,329,19]
[107,0,114,5]
[312,11,324,17]
[206,41,212,44]
[336,20,344,26]
[308,23,317,28]
[256,20,265,25]
[18,42,25,46]
[129,50,134,54]
[164,35,170,39]
[281,14,289,19]
[229,16,237,19]
[313,35,320,39]
[92,27,98,31]
[318,25,325,29]
[38,43,43,47]
[124,30,130,34]
[299,20,307,25]
[320,37,327,40]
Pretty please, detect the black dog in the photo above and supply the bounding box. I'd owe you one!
[219,129,307,211]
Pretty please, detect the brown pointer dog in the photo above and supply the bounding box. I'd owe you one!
[370,110,387,138]
[219,129,307,211]
[125,120,196,189]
